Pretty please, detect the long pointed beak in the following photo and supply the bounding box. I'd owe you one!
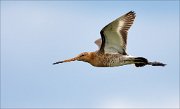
[53,57,78,65]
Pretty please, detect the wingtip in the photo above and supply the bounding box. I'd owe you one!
[126,11,136,17]
[129,11,136,14]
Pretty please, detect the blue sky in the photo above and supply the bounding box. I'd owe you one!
[1,1,179,108]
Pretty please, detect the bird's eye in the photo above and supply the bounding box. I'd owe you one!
[81,54,85,57]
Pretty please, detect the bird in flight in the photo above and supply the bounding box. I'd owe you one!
[53,11,166,67]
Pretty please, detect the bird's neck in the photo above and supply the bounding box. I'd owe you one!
[86,52,102,67]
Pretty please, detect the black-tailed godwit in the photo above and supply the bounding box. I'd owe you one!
[53,11,166,67]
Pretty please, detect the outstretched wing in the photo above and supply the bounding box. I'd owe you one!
[98,11,136,54]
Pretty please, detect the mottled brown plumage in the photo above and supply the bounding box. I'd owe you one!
[53,11,166,67]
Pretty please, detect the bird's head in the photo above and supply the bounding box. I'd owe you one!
[53,52,93,65]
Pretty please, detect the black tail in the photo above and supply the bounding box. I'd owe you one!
[134,57,148,67]
[134,57,166,67]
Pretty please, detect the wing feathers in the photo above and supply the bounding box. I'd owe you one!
[98,11,136,54]
[95,38,102,49]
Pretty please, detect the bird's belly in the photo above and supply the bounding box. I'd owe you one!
[91,56,131,67]
[106,59,129,67]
